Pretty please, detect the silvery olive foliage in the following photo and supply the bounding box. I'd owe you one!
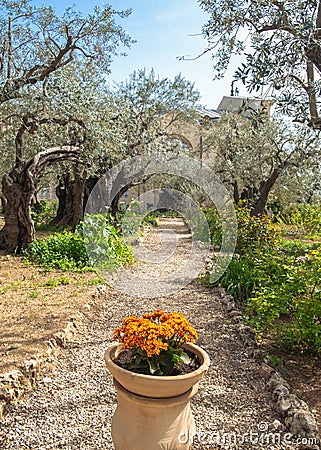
[95,69,201,218]
[0,0,133,251]
[198,0,321,128]
[0,0,133,103]
[0,0,201,251]
[204,114,321,214]
[45,67,201,183]
[0,0,133,180]
[110,69,201,157]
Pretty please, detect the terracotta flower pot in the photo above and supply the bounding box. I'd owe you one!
[105,342,210,450]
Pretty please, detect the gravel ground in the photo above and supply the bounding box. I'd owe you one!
[0,218,305,449]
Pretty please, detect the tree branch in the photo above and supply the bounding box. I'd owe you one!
[14,113,87,166]
[316,0,321,30]
[27,146,82,179]
[256,23,297,36]
[287,74,309,92]
[306,60,321,127]
[0,35,76,103]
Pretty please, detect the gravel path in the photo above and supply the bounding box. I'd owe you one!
[0,218,303,449]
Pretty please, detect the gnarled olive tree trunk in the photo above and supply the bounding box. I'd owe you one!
[0,146,80,253]
[0,165,36,252]
[51,165,87,230]
[83,175,99,211]
[250,169,280,217]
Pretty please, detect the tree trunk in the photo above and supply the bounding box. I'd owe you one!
[108,161,154,224]
[0,165,36,252]
[110,184,130,222]
[232,181,240,204]
[250,169,280,217]
[83,175,99,213]
[51,166,86,230]
[0,146,80,252]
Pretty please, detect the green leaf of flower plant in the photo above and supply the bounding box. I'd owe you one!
[148,358,160,375]
[180,352,191,365]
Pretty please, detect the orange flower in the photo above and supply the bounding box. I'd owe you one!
[112,310,198,358]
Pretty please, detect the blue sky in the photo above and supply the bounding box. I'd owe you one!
[34,0,249,108]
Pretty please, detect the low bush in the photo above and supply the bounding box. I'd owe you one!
[277,204,321,238]
[203,207,222,246]
[118,208,158,236]
[206,205,321,356]
[247,246,321,356]
[235,206,280,256]
[78,213,133,271]
[23,231,90,271]
[215,255,257,302]
[23,213,133,272]
[31,200,58,230]
[278,239,320,256]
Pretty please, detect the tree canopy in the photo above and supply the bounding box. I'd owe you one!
[0,0,133,251]
[0,0,133,103]
[198,0,321,128]
[204,113,320,214]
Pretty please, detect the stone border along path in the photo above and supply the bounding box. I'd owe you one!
[0,217,320,450]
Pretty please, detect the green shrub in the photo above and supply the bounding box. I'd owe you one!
[23,232,90,271]
[31,200,58,230]
[235,206,280,256]
[207,206,280,300]
[203,207,222,246]
[216,255,258,302]
[205,204,321,356]
[277,204,321,238]
[205,205,279,253]
[24,213,133,272]
[117,204,159,236]
[247,248,321,355]
[278,238,319,256]
[143,212,158,228]
[78,213,133,271]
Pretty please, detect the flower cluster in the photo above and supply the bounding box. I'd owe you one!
[113,310,198,357]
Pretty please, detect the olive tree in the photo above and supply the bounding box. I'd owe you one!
[0,0,132,252]
[106,69,201,218]
[41,63,121,230]
[0,1,132,103]
[198,0,321,128]
[37,69,201,229]
[204,114,320,215]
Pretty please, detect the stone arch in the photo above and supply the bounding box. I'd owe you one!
[168,133,194,151]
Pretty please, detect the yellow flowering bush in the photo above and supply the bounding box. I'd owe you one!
[112,310,199,375]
